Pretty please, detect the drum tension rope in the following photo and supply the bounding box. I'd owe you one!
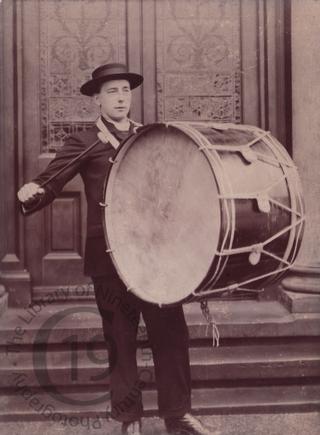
[200,300,220,347]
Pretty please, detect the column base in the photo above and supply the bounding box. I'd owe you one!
[280,289,320,313]
[0,270,32,307]
[280,263,320,313]
[0,285,8,318]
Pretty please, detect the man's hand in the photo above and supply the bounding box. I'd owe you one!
[17,182,44,203]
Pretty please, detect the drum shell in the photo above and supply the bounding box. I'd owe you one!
[188,124,304,299]
[102,122,305,305]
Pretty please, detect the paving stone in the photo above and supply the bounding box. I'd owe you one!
[0,413,320,435]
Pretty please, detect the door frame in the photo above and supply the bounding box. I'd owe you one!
[0,0,292,306]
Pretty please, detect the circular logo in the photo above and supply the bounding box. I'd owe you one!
[32,306,117,406]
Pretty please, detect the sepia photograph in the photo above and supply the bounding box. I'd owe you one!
[0,0,319,434]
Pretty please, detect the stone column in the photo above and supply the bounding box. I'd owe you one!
[281,0,320,312]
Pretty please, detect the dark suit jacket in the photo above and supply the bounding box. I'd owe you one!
[25,119,137,277]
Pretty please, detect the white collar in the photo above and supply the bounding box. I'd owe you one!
[95,116,143,150]
[102,114,130,132]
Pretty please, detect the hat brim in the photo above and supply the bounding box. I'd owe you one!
[80,73,143,96]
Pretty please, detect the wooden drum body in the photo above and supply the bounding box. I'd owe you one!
[102,122,305,306]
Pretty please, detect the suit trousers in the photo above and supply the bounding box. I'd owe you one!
[92,275,192,422]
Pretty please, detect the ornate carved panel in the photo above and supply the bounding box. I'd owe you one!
[156,0,241,122]
[40,0,126,152]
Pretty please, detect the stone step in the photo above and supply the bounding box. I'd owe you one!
[1,300,319,421]
[1,413,320,435]
[32,284,95,303]
[1,301,320,348]
[1,341,320,388]
[0,383,319,422]
[31,284,260,303]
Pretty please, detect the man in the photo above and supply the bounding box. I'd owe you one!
[17,63,212,435]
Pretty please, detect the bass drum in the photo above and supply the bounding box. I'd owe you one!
[102,122,305,306]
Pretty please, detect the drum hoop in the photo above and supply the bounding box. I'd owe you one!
[102,122,234,303]
[264,133,304,263]
[101,131,146,293]
[260,133,305,285]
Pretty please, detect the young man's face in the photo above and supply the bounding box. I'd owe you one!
[94,79,132,122]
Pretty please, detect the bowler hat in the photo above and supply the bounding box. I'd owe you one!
[80,63,143,96]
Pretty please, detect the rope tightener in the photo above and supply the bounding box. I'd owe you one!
[200,300,220,348]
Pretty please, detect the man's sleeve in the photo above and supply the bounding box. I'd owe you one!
[21,135,87,215]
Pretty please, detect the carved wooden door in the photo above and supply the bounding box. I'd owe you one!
[0,0,290,304]
[138,0,290,145]
[20,0,131,300]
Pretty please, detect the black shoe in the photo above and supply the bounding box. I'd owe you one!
[165,413,213,434]
[121,420,142,434]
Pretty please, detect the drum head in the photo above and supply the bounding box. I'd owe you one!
[104,124,221,305]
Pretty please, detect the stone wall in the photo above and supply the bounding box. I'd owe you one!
[291,0,320,269]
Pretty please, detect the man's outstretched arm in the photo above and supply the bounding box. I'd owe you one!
[17,135,87,215]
